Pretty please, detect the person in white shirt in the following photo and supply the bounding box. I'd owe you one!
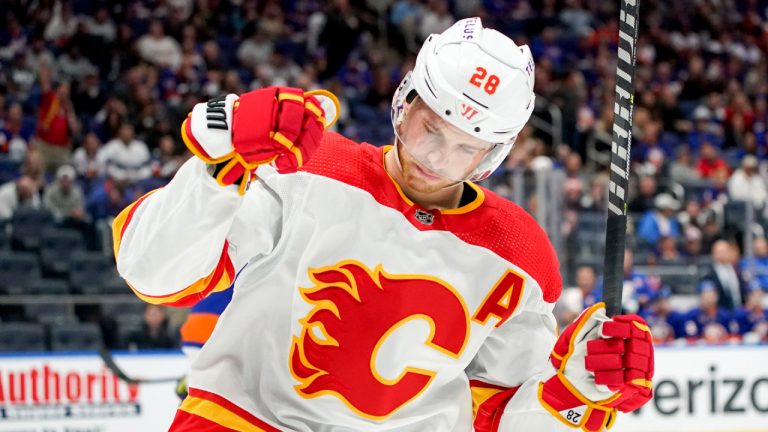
[236,27,274,69]
[72,132,105,179]
[136,20,182,72]
[82,6,116,43]
[0,175,40,220]
[728,154,767,210]
[99,124,151,183]
[44,1,79,43]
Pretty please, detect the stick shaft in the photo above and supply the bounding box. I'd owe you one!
[603,0,640,317]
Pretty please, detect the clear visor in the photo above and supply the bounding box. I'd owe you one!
[394,97,497,182]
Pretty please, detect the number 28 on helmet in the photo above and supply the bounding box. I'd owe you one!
[391,17,536,182]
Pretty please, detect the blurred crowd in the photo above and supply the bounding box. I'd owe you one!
[0,0,767,349]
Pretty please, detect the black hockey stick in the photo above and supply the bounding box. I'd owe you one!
[602,0,640,317]
[99,347,183,384]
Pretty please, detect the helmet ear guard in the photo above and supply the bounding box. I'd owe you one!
[391,17,536,182]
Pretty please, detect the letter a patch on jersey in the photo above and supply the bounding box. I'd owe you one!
[472,269,525,328]
[289,260,470,419]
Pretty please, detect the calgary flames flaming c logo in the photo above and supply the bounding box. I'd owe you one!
[289,260,470,419]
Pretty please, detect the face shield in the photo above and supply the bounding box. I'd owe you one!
[393,97,498,183]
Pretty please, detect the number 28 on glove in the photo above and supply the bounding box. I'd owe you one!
[539,303,654,432]
[182,87,340,195]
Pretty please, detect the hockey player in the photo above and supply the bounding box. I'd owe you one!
[114,18,653,432]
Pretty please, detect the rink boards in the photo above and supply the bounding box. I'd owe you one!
[0,346,765,431]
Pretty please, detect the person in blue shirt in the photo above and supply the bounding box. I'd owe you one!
[682,283,735,343]
[621,248,665,314]
[740,236,768,290]
[731,289,768,341]
[636,193,682,246]
[639,287,687,343]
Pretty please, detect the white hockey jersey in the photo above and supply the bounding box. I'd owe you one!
[114,133,570,431]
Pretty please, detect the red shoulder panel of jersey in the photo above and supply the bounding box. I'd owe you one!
[458,190,563,303]
[301,133,562,303]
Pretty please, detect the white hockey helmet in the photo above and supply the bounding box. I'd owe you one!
[391,17,536,181]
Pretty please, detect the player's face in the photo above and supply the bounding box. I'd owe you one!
[397,144,459,193]
[395,99,493,191]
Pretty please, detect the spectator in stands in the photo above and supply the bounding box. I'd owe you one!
[6,51,36,102]
[555,264,599,328]
[668,145,701,184]
[621,248,664,315]
[43,1,79,46]
[92,97,128,143]
[43,165,85,224]
[236,27,273,70]
[733,289,768,343]
[678,199,707,231]
[24,33,55,72]
[628,174,658,213]
[151,135,184,180]
[699,240,749,311]
[136,20,182,72]
[57,43,97,82]
[72,132,104,180]
[561,150,584,180]
[702,166,730,207]
[736,131,765,162]
[581,172,609,212]
[0,15,26,62]
[389,0,423,53]
[0,102,32,162]
[0,175,40,220]
[724,92,755,147]
[418,0,454,42]
[99,123,151,184]
[632,120,674,166]
[85,179,128,221]
[127,304,178,350]
[201,39,227,71]
[317,1,364,80]
[640,287,686,344]
[20,148,44,188]
[35,68,79,175]
[681,284,733,343]
[728,155,767,210]
[82,5,116,44]
[600,248,655,315]
[682,226,705,261]
[71,71,106,119]
[560,176,583,237]
[696,140,730,178]
[656,235,684,265]
[740,236,768,290]
[637,193,682,245]
[688,105,724,152]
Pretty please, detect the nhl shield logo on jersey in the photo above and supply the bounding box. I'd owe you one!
[413,209,434,225]
[289,260,470,419]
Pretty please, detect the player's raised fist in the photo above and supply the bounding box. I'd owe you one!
[538,303,654,432]
[181,86,340,195]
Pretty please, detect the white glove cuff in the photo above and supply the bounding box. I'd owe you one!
[188,93,239,160]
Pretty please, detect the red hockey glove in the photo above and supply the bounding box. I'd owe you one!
[182,87,340,195]
[539,303,654,432]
